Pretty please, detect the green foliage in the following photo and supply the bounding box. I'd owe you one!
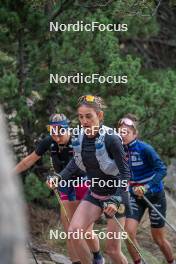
[0,1,176,161]
[24,173,57,207]
[106,69,176,157]
[24,172,50,202]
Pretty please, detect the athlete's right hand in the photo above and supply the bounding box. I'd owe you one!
[46,173,61,189]
[103,203,118,217]
[133,186,147,197]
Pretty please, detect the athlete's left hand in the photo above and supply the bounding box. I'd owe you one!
[133,186,146,197]
[46,173,61,189]
[103,203,117,217]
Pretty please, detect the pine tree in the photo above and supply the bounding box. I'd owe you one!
[0,0,176,159]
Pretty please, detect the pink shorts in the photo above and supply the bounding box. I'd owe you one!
[60,184,88,201]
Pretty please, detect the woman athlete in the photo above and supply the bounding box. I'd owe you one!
[49,95,131,264]
[118,113,175,264]
[15,113,102,264]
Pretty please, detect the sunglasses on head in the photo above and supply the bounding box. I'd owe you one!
[78,95,96,104]
[118,118,136,128]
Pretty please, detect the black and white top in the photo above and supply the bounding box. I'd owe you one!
[60,132,131,196]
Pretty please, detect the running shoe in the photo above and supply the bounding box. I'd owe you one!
[92,256,105,264]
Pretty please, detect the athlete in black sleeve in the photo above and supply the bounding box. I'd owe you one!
[15,114,102,264]
[49,95,131,264]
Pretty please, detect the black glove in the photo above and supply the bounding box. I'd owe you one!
[105,195,122,208]
[46,172,62,189]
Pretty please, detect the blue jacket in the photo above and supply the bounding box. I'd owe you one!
[124,139,167,193]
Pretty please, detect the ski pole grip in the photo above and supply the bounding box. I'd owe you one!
[103,202,108,209]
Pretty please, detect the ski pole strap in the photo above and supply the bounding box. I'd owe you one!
[105,195,121,207]
[143,195,176,233]
[104,196,125,215]
[132,185,147,194]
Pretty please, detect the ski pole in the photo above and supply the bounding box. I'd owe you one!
[103,203,147,263]
[113,215,147,263]
[47,173,70,223]
[53,188,70,223]
[143,195,176,233]
[28,241,39,264]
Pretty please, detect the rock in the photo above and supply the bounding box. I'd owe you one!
[28,257,56,264]
[28,257,42,264]
[0,107,28,264]
[165,192,176,227]
[41,261,56,264]
[50,253,71,264]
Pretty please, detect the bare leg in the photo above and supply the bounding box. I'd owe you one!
[105,217,128,264]
[68,201,102,264]
[61,201,81,262]
[151,227,175,263]
[85,223,100,253]
[125,218,140,262]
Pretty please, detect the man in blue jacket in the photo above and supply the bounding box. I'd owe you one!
[118,113,175,264]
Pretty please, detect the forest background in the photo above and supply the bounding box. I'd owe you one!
[0,0,176,206]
